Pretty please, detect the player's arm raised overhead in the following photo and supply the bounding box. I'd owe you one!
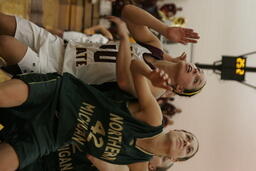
[121,4,200,47]
[108,16,136,96]
[121,4,162,50]
[130,59,172,126]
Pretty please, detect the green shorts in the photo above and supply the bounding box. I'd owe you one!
[19,144,98,171]
[0,73,62,169]
[1,119,98,171]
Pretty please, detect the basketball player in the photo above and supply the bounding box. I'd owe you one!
[0,7,205,98]
[0,23,199,170]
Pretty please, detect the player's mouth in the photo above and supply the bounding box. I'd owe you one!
[186,64,193,73]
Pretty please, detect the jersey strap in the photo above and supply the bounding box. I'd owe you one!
[137,41,164,60]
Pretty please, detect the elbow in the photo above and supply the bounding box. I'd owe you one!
[121,4,133,18]
[117,78,137,98]
[117,78,129,91]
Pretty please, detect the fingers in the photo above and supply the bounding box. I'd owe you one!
[102,28,113,40]
[106,16,127,29]
[179,52,187,60]
[161,90,175,98]
[166,27,200,44]
[183,28,200,38]
[179,37,198,44]
[183,37,198,43]
[188,32,200,39]
[162,79,172,90]
[84,28,94,35]
[151,68,172,90]
[106,16,123,24]
[184,30,200,39]
[182,28,200,44]
[105,33,113,40]
[107,16,129,39]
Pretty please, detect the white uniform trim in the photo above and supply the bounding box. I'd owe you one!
[63,32,109,44]
[15,16,64,74]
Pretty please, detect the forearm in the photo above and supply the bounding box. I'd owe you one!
[116,36,132,80]
[88,25,102,33]
[130,60,163,126]
[116,35,135,95]
[130,59,154,106]
[99,28,113,40]
[84,25,102,35]
[95,25,113,40]
[122,5,167,36]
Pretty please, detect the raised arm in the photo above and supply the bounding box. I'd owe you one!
[109,16,171,98]
[121,5,200,46]
[130,59,171,126]
[107,16,137,96]
[121,4,162,49]
[84,25,113,40]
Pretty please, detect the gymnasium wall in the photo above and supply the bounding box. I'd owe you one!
[162,0,256,171]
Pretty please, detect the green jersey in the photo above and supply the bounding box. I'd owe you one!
[0,73,163,168]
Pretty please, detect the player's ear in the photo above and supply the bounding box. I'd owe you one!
[174,84,184,93]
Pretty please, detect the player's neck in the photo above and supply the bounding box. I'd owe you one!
[136,133,169,156]
[144,54,178,86]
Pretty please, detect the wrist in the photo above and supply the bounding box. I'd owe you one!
[119,35,129,41]
[161,25,169,37]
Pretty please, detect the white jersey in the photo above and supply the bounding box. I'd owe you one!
[63,32,109,44]
[62,41,151,84]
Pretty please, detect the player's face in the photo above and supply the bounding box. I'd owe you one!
[148,156,172,171]
[167,130,198,161]
[175,61,206,91]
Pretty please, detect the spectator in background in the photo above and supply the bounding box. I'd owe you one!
[158,97,182,127]
[158,97,182,118]
[160,3,183,18]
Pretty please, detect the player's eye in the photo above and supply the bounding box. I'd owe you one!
[194,78,199,84]
[187,146,193,154]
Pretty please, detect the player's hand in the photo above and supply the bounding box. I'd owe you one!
[172,52,187,62]
[84,28,95,35]
[107,16,129,39]
[165,27,200,45]
[161,90,176,99]
[87,154,116,171]
[148,68,172,90]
